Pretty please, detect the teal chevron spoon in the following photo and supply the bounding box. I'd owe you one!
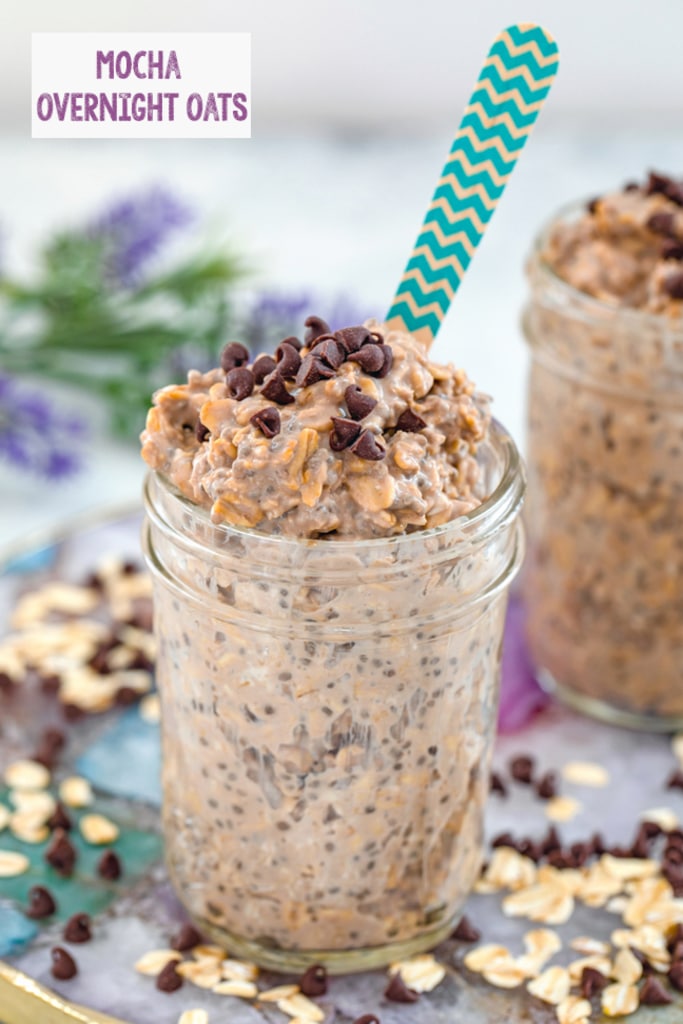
[386,23,559,347]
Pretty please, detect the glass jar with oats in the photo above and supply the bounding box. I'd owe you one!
[523,176,683,730]
[141,316,525,972]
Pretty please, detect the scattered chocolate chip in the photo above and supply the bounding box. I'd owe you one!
[250,406,281,439]
[260,372,295,405]
[492,831,517,850]
[662,239,683,260]
[251,354,277,384]
[375,344,394,378]
[51,946,77,980]
[535,771,557,800]
[195,420,210,443]
[580,966,608,998]
[451,914,481,943]
[334,325,370,353]
[385,972,419,1003]
[586,196,600,214]
[225,366,255,401]
[0,671,14,693]
[489,771,507,798]
[624,181,640,192]
[518,838,542,862]
[349,429,386,461]
[344,385,377,421]
[666,845,683,866]
[63,912,92,944]
[171,922,203,952]
[669,960,683,992]
[98,850,122,881]
[353,1017,380,1024]
[395,408,426,433]
[509,755,534,784]
[40,673,62,695]
[668,269,683,298]
[62,702,85,723]
[156,959,183,993]
[329,417,362,452]
[667,769,683,791]
[668,924,683,953]
[639,975,673,1005]
[26,885,57,919]
[304,315,331,345]
[647,171,677,197]
[315,338,345,370]
[630,822,654,858]
[640,820,662,840]
[220,342,250,373]
[275,342,302,380]
[45,829,77,877]
[672,940,683,962]
[647,211,676,236]
[33,726,66,769]
[628,946,654,975]
[546,848,573,869]
[295,354,336,387]
[47,803,73,832]
[299,963,328,997]
[115,686,139,707]
[347,343,386,374]
[541,826,563,855]
[570,842,590,867]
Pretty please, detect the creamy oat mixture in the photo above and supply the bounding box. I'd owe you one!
[141,317,489,538]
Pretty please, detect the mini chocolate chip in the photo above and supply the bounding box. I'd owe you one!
[195,420,210,443]
[345,385,377,421]
[51,946,77,980]
[375,344,394,378]
[329,417,362,451]
[624,181,640,192]
[352,1017,380,1024]
[518,838,542,862]
[220,342,250,372]
[570,842,590,867]
[640,975,673,1005]
[541,826,563,855]
[47,803,73,832]
[347,343,385,373]
[225,366,255,400]
[647,211,676,236]
[304,315,331,345]
[664,271,683,299]
[252,354,277,384]
[156,959,183,993]
[280,334,303,351]
[451,914,481,943]
[580,966,608,998]
[45,828,77,877]
[669,961,683,992]
[385,973,419,1003]
[672,940,683,962]
[34,726,67,769]
[315,338,345,369]
[509,754,535,784]
[396,408,426,432]
[535,771,557,800]
[661,239,683,260]
[349,429,386,461]
[295,354,336,387]
[98,850,122,881]
[26,885,57,919]
[647,171,676,196]
[489,771,507,798]
[171,922,203,952]
[260,372,295,405]
[275,342,302,380]
[491,831,517,850]
[299,963,328,997]
[250,406,281,438]
[63,912,92,943]
[335,325,371,353]
[0,671,14,693]
[115,686,139,707]
[586,196,600,214]
[40,673,62,694]
[668,770,683,790]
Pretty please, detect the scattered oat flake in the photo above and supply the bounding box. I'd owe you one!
[213,979,258,998]
[640,807,679,831]
[463,944,511,973]
[221,959,259,982]
[140,693,161,723]
[175,961,222,988]
[482,959,528,989]
[601,981,639,1017]
[556,994,592,1024]
[601,854,659,881]
[568,955,612,984]
[388,953,445,991]
[59,776,94,808]
[277,994,325,1021]
[502,883,574,925]
[612,947,642,986]
[562,761,610,787]
[192,944,225,961]
[482,846,537,891]
[9,813,49,844]
[10,790,55,819]
[178,1012,208,1024]
[4,759,50,791]
[257,983,300,1001]
[570,936,611,956]
[0,850,30,877]
[134,949,182,975]
[545,795,581,823]
[79,813,119,845]
[527,966,571,1005]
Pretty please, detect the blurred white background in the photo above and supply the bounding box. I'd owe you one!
[1,0,683,548]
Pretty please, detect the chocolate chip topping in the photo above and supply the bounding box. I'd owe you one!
[647,211,676,237]
[280,334,303,352]
[347,343,386,374]
[220,341,250,373]
[329,417,362,452]
[580,965,608,998]
[295,354,336,388]
[668,770,683,791]
[352,1017,380,1024]
[315,338,345,370]
[509,754,535,784]
[225,366,255,401]
[304,315,331,345]
[489,771,507,798]
[250,406,281,439]
[63,912,92,944]
[98,849,122,881]
[647,171,677,197]
[299,963,328,997]
[664,271,683,299]
[376,344,394,378]
[623,181,640,192]
[396,408,426,433]
[47,802,73,832]
[586,196,600,215]
[385,973,419,1003]
[639,975,673,1005]
[275,342,302,380]
[345,385,377,421]
[334,325,370,353]
[661,239,683,261]
[669,961,683,991]
[535,771,557,800]
[156,959,183,993]
[451,914,481,943]
[26,885,57,919]
[51,946,77,980]
[195,420,210,443]
[171,922,203,952]
[45,828,77,876]
[260,372,295,405]
[350,429,386,461]
[252,354,277,384]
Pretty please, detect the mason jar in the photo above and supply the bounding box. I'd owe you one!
[523,202,683,730]
[142,420,524,973]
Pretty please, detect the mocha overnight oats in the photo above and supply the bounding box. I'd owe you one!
[523,172,683,728]
[141,316,525,970]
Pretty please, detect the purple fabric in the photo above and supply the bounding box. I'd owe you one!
[0,373,84,478]
[498,593,549,733]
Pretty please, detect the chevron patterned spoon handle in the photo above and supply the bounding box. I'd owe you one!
[386,23,559,347]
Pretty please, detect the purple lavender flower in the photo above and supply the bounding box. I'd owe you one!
[242,291,376,352]
[90,186,192,288]
[0,373,84,479]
